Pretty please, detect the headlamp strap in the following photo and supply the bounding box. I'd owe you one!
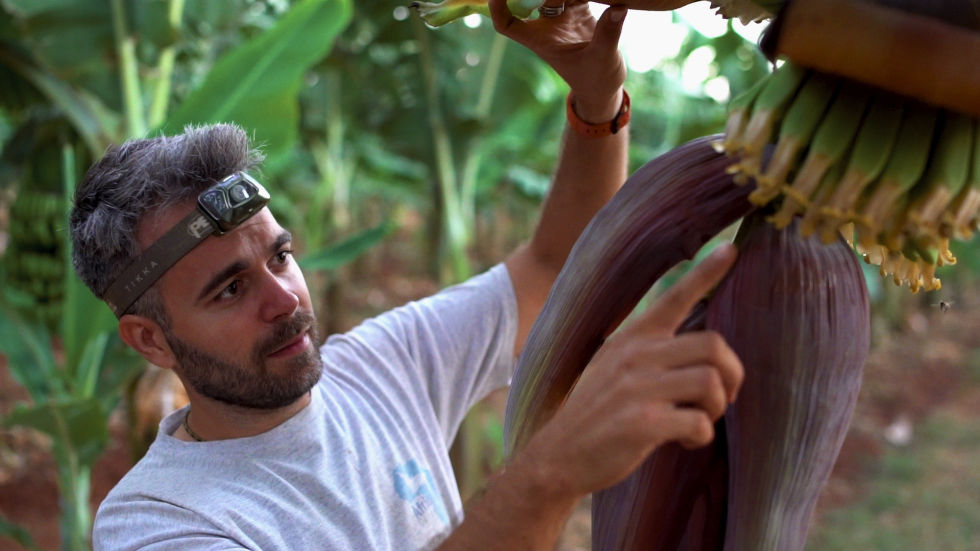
[103,210,217,317]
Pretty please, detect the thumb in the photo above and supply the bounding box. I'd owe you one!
[591,5,627,52]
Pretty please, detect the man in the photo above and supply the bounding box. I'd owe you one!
[72,0,742,549]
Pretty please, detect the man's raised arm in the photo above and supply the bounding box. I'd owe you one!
[498,0,630,358]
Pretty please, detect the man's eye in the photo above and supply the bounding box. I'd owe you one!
[217,280,242,301]
[275,250,293,264]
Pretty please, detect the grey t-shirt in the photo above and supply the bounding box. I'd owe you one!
[93,264,518,550]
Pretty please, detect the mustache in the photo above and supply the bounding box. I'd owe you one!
[256,310,318,357]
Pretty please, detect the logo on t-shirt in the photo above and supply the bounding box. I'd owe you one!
[393,459,449,526]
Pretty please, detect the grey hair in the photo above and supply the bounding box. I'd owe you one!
[70,123,264,320]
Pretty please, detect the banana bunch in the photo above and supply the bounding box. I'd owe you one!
[721,60,979,293]
[3,189,67,329]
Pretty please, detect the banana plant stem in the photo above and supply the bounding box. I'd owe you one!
[110,0,147,137]
[772,0,980,117]
[413,18,471,284]
[460,34,508,224]
[148,0,187,129]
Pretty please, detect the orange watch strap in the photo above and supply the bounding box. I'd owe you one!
[566,89,631,138]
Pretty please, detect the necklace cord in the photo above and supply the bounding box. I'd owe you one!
[182,410,205,442]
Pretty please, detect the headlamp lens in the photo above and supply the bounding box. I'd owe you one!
[199,172,269,234]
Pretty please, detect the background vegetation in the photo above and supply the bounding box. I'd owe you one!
[0,0,976,549]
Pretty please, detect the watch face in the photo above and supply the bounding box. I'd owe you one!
[198,172,270,234]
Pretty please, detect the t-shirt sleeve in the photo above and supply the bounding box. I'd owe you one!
[94,498,248,551]
[321,263,517,444]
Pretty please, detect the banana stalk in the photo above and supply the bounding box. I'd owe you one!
[503,136,758,455]
[709,210,870,551]
[770,0,980,118]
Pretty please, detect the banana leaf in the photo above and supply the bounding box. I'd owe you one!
[2,398,108,469]
[0,515,40,551]
[300,221,395,272]
[160,0,353,163]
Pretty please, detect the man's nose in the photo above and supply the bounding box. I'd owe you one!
[260,273,299,322]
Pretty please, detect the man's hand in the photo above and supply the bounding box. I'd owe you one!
[514,243,744,501]
[488,0,627,121]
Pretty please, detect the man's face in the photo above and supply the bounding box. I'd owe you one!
[140,204,322,409]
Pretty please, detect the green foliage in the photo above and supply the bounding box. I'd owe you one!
[627,17,771,164]
[0,147,141,549]
[9,1,946,547]
[0,515,40,551]
[3,399,109,467]
[300,221,396,271]
[0,2,357,548]
[161,0,352,164]
[0,288,140,551]
[947,236,980,282]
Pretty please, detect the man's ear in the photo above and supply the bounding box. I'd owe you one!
[118,315,176,370]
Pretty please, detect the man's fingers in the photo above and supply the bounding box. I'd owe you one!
[639,243,737,334]
[602,329,743,403]
[489,0,521,35]
[589,5,627,52]
[655,332,743,402]
[647,366,729,421]
[619,333,742,406]
[654,408,715,449]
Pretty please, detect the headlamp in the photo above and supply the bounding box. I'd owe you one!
[103,172,270,317]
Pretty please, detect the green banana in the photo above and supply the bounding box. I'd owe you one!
[721,77,768,158]
[905,111,975,245]
[943,118,980,239]
[852,103,938,249]
[727,62,807,180]
[2,189,67,330]
[768,80,871,229]
[798,156,845,240]
[817,91,905,238]
[752,71,839,203]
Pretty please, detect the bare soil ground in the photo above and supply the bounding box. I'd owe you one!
[1,248,977,550]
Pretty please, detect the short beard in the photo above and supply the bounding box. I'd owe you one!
[164,311,323,409]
